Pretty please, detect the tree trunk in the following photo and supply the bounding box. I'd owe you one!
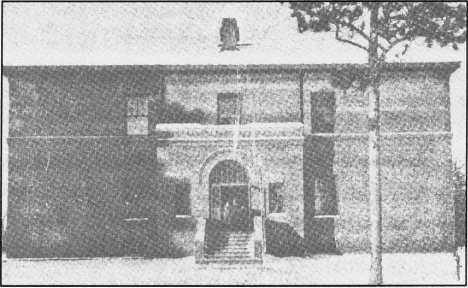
[368,4,383,285]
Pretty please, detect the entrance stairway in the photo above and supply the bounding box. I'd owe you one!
[198,220,262,266]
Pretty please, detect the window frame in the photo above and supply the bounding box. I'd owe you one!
[268,182,284,214]
[174,180,191,216]
[127,96,149,135]
[314,175,338,217]
[311,91,336,133]
[217,93,242,125]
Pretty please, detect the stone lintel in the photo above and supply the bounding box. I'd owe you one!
[155,122,304,140]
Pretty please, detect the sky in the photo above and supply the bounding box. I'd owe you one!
[1,3,466,217]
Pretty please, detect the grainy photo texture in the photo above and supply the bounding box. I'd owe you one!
[1,2,467,285]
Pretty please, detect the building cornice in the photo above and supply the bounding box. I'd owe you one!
[3,62,461,78]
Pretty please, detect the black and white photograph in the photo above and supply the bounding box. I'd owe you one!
[1,2,467,285]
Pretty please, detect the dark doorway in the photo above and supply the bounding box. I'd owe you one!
[221,185,249,211]
[209,160,251,231]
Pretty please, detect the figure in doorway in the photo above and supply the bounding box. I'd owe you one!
[223,201,231,225]
[240,205,249,231]
[230,199,241,231]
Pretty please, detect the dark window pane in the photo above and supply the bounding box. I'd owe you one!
[175,181,191,216]
[311,92,336,133]
[218,93,241,125]
[269,183,284,213]
[314,175,338,216]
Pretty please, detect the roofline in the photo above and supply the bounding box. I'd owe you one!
[164,62,461,74]
[2,61,461,77]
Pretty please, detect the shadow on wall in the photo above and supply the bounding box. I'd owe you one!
[5,137,196,259]
[158,101,209,125]
[265,218,340,257]
[265,219,307,257]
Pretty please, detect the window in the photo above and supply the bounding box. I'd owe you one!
[217,93,241,125]
[314,176,338,216]
[269,183,284,213]
[311,91,336,133]
[127,97,148,135]
[174,181,191,216]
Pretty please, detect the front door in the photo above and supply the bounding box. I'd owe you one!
[211,184,252,230]
[209,160,251,231]
[210,184,222,221]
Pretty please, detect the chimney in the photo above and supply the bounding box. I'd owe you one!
[220,18,240,51]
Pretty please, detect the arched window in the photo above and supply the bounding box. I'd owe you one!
[209,160,248,184]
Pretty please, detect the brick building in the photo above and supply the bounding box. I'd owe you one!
[3,18,460,263]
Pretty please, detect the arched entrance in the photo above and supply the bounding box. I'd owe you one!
[209,160,252,231]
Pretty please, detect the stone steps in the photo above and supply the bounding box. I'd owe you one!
[197,258,263,267]
[215,250,251,254]
[202,231,258,266]
[223,247,250,251]
[204,255,252,260]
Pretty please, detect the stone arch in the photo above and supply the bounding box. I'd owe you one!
[199,149,260,185]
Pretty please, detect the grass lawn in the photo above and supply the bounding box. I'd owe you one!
[2,248,465,285]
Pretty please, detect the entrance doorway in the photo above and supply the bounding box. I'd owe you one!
[209,160,252,231]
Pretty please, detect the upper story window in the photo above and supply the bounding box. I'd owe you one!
[127,97,148,135]
[217,93,241,125]
[311,91,336,133]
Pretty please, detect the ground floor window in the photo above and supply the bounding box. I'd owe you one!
[314,176,338,216]
[269,183,284,213]
[174,181,191,216]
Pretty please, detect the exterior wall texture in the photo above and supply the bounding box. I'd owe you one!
[6,136,196,258]
[8,69,163,137]
[4,63,457,257]
[303,68,454,253]
[155,124,304,237]
[165,71,301,124]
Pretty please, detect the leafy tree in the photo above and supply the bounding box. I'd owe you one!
[286,2,466,284]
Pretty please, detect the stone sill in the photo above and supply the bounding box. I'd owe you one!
[124,218,148,222]
[306,131,452,139]
[335,107,450,113]
[314,215,339,219]
[176,215,193,219]
[155,122,304,139]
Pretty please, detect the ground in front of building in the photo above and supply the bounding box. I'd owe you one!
[2,248,465,285]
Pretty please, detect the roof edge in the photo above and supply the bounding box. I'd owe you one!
[3,61,461,77]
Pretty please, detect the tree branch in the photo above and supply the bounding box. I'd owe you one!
[342,22,388,52]
[384,36,410,54]
[344,22,372,41]
[378,34,392,45]
[335,24,368,52]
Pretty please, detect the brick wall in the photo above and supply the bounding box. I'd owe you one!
[156,137,304,237]
[5,64,456,257]
[165,71,301,124]
[6,137,193,258]
[8,69,162,137]
[303,69,454,253]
